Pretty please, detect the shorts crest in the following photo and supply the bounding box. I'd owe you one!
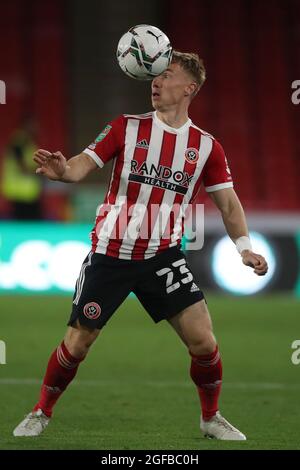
[83,302,101,320]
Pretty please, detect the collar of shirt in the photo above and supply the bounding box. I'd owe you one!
[153,111,191,134]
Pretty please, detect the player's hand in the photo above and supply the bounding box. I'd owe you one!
[33,149,67,180]
[241,250,268,276]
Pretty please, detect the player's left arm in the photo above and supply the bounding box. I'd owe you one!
[209,188,268,276]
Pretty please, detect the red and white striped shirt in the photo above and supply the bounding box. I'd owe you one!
[83,111,233,260]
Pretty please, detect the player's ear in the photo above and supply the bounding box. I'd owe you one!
[184,82,198,97]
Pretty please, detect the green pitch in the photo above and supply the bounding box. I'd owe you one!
[0,294,299,450]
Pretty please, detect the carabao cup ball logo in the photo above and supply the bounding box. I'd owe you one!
[185,148,199,164]
[83,302,101,320]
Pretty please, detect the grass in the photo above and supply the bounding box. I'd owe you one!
[0,294,299,450]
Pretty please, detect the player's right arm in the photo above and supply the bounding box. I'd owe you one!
[34,150,97,183]
[34,116,125,183]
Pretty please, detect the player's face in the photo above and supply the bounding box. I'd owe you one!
[151,62,195,111]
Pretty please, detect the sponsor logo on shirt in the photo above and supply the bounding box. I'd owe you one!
[136,139,149,149]
[129,160,194,194]
[95,125,112,143]
[190,282,200,292]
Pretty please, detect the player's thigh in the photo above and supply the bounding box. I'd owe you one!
[69,251,134,331]
[167,299,215,348]
[133,246,204,324]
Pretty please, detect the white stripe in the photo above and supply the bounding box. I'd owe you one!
[104,156,118,206]
[95,119,140,255]
[170,205,185,245]
[57,349,70,369]
[57,348,73,369]
[195,355,221,368]
[57,347,75,369]
[184,134,213,204]
[170,134,214,244]
[74,252,92,305]
[191,123,214,139]
[205,182,234,192]
[196,358,220,367]
[73,252,93,305]
[58,347,74,368]
[1,378,299,390]
[123,112,153,119]
[83,149,104,168]
[73,259,87,305]
[144,130,190,257]
[153,111,191,134]
[95,156,118,217]
[118,122,165,259]
[190,122,202,132]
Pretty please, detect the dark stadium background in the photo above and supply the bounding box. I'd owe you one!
[0,0,299,451]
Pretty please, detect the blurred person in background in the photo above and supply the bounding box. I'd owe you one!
[1,118,42,220]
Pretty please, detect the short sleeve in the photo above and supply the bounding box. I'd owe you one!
[83,115,125,168]
[202,139,234,192]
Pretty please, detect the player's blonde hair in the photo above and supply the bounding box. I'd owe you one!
[171,50,206,96]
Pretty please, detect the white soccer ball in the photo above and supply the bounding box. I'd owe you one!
[116,25,173,80]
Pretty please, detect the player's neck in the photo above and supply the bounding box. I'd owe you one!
[155,109,189,129]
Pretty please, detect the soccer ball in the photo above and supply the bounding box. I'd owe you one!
[116,25,173,80]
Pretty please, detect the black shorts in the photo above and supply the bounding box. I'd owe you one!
[68,245,204,329]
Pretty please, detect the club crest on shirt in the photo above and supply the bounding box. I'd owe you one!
[83,302,101,320]
[185,148,199,164]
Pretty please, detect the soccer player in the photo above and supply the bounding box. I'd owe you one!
[13,51,268,440]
